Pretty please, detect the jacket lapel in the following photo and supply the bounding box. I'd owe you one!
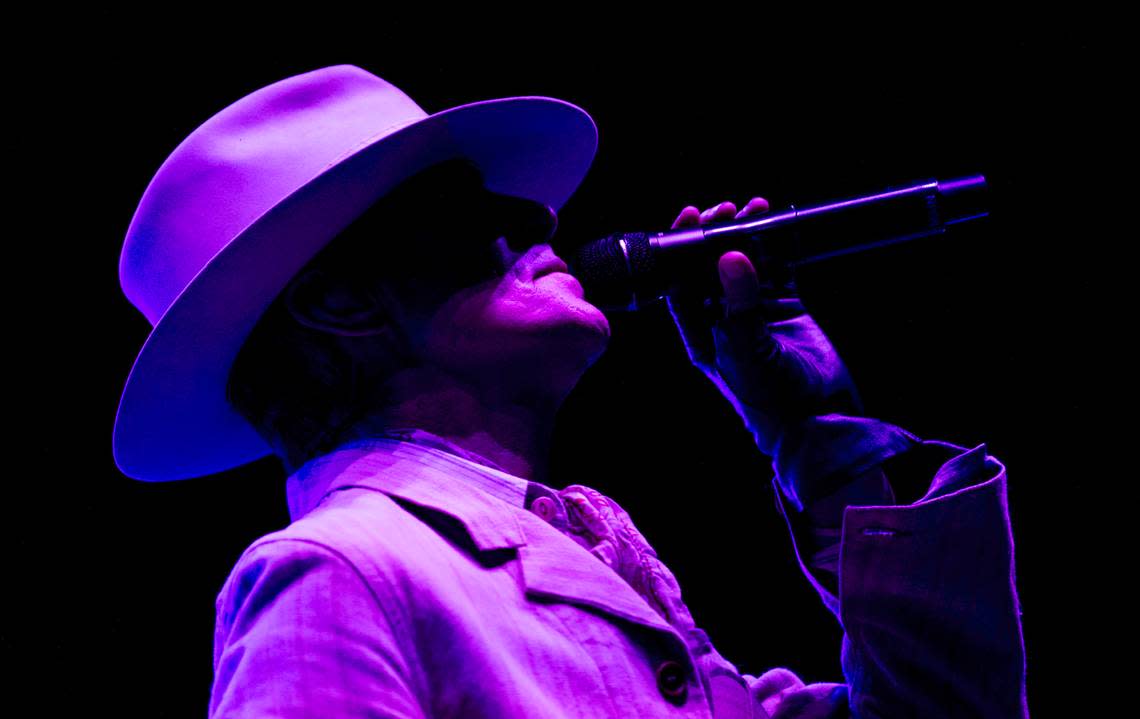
[292,441,680,639]
[512,516,679,635]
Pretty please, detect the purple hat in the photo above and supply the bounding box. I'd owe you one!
[114,64,598,481]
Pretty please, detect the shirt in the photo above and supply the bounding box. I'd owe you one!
[210,419,1030,718]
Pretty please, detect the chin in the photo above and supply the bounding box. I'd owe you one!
[550,314,611,368]
[561,295,611,340]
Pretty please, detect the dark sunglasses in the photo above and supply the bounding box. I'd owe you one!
[332,158,557,274]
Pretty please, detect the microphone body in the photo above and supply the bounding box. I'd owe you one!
[565,174,990,312]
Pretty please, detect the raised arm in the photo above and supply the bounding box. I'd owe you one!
[663,200,1029,717]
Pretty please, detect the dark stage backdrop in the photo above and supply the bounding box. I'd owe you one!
[28,26,1110,717]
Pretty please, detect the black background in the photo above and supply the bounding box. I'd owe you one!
[21,20,1112,716]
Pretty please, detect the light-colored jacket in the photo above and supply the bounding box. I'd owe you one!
[209,428,1028,718]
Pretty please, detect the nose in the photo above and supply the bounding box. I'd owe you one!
[487,199,559,269]
[490,197,558,254]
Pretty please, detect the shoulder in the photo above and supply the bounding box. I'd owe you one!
[208,513,429,718]
[216,486,455,620]
[214,536,369,622]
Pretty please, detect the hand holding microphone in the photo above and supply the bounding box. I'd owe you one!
[664,198,865,459]
[567,173,989,457]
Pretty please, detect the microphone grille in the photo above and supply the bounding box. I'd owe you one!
[567,231,656,311]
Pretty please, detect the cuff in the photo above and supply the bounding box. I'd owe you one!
[771,434,1011,624]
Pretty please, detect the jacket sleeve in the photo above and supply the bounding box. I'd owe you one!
[755,414,1030,718]
[209,538,426,719]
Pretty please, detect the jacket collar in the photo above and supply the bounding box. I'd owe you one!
[286,435,530,551]
[284,435,680,639]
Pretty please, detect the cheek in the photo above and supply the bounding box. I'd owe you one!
[426,283,552,353]
[422,283,509,352]
[481,282,570,327]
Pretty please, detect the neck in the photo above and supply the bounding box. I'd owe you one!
[311,363,560,485]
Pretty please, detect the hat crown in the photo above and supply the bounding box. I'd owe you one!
[119,64,427,326]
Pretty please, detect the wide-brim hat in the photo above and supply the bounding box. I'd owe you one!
[113,64,598,482]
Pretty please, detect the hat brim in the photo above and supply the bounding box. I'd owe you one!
[113,96,599,481]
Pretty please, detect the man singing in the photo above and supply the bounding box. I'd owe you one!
[113,63,1029,717]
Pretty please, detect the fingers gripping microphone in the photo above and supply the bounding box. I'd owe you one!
[565,174,990,312]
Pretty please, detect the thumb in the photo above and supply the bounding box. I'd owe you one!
[718,251,764,316]
[713,251,779,364]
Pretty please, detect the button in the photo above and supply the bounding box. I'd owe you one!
[655,659,688,704]
[531,496,558,522]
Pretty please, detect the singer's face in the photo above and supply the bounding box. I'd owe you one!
[371,160,611,395]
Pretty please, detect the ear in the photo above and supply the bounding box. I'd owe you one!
[283,267,397,337]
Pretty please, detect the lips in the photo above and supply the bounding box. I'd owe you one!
[531,257,570,280]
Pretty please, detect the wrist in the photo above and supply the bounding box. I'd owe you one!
[771,413,922,513]
[803,465,896,527]
[739,401,790,458]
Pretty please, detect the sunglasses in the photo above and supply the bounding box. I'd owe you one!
[325,159,559,286]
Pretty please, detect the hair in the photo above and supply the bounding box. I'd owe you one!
[226,157,486,471]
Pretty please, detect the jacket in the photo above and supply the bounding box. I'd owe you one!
[209,423,1029,718]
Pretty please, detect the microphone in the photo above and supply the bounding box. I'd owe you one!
[565,174,990,312]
